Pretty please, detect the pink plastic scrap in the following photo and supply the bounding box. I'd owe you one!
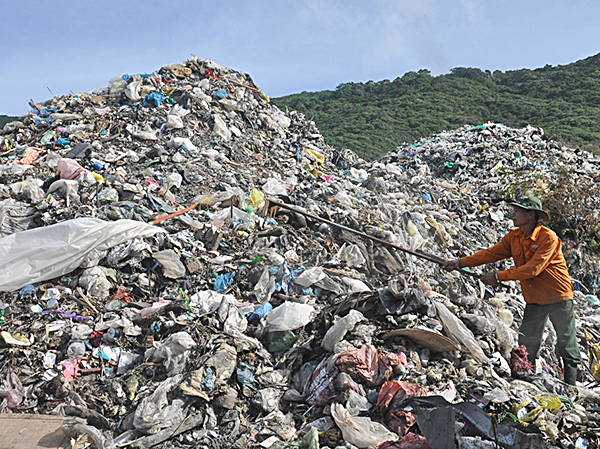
[377,381,430,436]
[335,344,408,386]
[0,367,24,413]
[510,345,532,376]
[57,158,85,180]
[377,380,429,413]
[11,147,44,165]
[57,360,80,382]
[140,298,172,319]
[379,432,431,449]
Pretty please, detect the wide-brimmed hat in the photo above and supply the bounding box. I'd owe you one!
[507,195,550,221]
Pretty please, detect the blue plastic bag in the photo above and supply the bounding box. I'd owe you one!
[19,284,36,299]
[212,90,227,99]
[55,138,71,146]
[214,272,236,291]
[248,302,273,321]
[236,363,256,387]
[143,92,166,108]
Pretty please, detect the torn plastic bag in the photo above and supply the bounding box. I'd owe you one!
[377,280,435,317]
[57,158,86,180]
[0,198,38,238]
[264,301,315,332]
[133,374,186,435]
[181,343,237,400]
[165,114,184,129]
[379,433,431,449]
[432,295,490,364]
[0,368,24,413]
[79,266,112,298]
[341,276,371,292]
[256,409,297,441]
[292,267,326,288]
[321,310,365,352]
[253,270,278,303]
[336,344,407,386]
[214,271,236,291]
[47,179,80,206]
[0,218,165,291]
[271,426,318,449]
[153,250,186,278]
[61,417,113,449]
[167,136,197,152]
[346,389,372,411]
[336,243,366,267]
[64,143,94,159]
[377,380,429,414]
[189,290,237,315]
[248,302,273,321]
[252,387,281,413]
[145,331,196,376]
[140,298,172,319]
[331,402,398,448]
[306,356,338,406]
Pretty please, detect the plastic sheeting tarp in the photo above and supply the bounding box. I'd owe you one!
[0,218,165,292]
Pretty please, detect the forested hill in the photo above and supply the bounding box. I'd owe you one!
[0,115,17,128]
[273,53,600,160]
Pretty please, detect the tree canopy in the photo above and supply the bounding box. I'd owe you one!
[274,53,600,160]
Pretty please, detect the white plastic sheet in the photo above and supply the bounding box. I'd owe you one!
[264,301,315,332]
[432,295,490,364]
[0,218,165,292]
[331,403,398,448]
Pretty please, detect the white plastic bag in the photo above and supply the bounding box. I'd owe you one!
[0,218,165,292]
[262,178,287,195]
[321,310,365,352]
[165,114,184,129]
[433,297,490,363]
[47,179,80,206]
[79,266,112,298]
[167,137,197,152]
[293,267,326,287]
[213,115,232,141]
[133,374,186,434]
[341,277,371,293]
[153,250,186,279]
[336,243,366,267]
[331,403,398,448]
[145,332,196,377]
[264,301,315,332]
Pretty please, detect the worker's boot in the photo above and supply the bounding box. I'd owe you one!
[563,363,578,385]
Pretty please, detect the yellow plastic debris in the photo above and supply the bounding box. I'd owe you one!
[92,172,105,184]
[305,148,325,165]
[248,189,264,210]
[514,395,562,424]
[585,330,600,380]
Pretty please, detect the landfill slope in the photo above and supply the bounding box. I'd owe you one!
[1,56,600,449]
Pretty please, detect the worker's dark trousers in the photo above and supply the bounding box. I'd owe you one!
[518,300,581,366]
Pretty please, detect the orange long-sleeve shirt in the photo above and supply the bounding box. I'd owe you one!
[459,224,573,305]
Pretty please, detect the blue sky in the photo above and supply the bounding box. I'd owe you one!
[1,0,599,116]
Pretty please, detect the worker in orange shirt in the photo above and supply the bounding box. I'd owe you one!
[443,196,581,385]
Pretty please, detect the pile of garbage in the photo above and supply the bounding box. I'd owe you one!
[1,56,600,449]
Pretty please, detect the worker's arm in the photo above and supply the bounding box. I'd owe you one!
[459,236,513,268]
[497,232,558,282]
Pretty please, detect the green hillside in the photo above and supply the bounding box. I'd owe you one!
[274,53,600,160]
[0,115,18,129]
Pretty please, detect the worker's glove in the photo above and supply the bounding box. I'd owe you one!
[442,259,461,271]
[481,271,499,285]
